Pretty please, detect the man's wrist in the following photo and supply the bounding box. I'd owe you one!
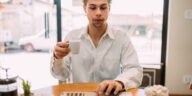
[115,80,125,89]
[53,53,59,59]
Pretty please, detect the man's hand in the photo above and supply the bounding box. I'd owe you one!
[98,80,124,96]
[54,41,70,59]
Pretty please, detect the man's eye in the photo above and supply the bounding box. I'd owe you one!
[100,7,107,10]
[89,7,96,10]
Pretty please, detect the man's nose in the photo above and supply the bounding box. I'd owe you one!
[96,9,102,16]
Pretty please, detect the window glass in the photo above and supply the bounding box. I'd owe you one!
[69,0,163,67]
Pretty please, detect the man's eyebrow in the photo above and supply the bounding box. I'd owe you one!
[89,4,96,6]
[100,4,107,6]
[89,3,107,6]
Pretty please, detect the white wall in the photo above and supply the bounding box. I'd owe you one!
[166,0,192,94]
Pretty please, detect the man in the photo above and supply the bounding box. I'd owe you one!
[51,0,143,95]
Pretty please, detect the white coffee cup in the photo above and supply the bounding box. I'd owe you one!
[69,40,81,54]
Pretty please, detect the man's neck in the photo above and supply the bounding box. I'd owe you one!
[88,24,107,41]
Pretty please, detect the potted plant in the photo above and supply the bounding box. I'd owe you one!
[21,80,33,96]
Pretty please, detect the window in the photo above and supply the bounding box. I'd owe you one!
[69,0,164,67]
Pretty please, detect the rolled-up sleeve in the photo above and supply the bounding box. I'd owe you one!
[50,56,71,81]
[115,39,143,89]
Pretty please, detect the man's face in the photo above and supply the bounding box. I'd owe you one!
[84,0,110,28]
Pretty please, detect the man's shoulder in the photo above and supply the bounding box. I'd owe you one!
[69,27,86,34]
[65,27,86,39]
[110,26,128,37]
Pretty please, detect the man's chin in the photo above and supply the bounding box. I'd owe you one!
[93,23,105,28]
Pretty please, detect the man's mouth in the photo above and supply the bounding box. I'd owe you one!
[94,19,104,23]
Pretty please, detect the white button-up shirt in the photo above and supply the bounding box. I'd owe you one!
[50,25,143,89]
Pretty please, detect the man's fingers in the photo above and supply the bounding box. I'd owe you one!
[105,82,115,96]
[99,80,124,96]
[57,41,69,48]
[99,81,108,95]
[55,46,70,53]
[54,52,64,59]
[114,82,123,95]
[54,44,70,59]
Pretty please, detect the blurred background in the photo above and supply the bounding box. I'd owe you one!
[0,0,163,92]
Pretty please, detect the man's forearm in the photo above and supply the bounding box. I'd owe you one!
[50,56,70,81]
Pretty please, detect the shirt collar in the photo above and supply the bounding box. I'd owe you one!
[78,26,88,39]
[106,25,115,39]
[79,25,115,40]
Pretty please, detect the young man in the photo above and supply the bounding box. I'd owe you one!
[51,0,143,95]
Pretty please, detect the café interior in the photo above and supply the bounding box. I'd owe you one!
[0,0,192,96]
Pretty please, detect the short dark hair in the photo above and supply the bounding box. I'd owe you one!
[83,0,112,5]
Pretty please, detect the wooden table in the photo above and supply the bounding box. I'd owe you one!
[32,82,143,96]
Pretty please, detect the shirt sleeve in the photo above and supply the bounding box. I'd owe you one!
[50,55,71,81]
[115,38,143,89]
[50,31,75,82]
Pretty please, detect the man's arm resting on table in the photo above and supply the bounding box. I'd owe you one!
[115,65,143,90]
